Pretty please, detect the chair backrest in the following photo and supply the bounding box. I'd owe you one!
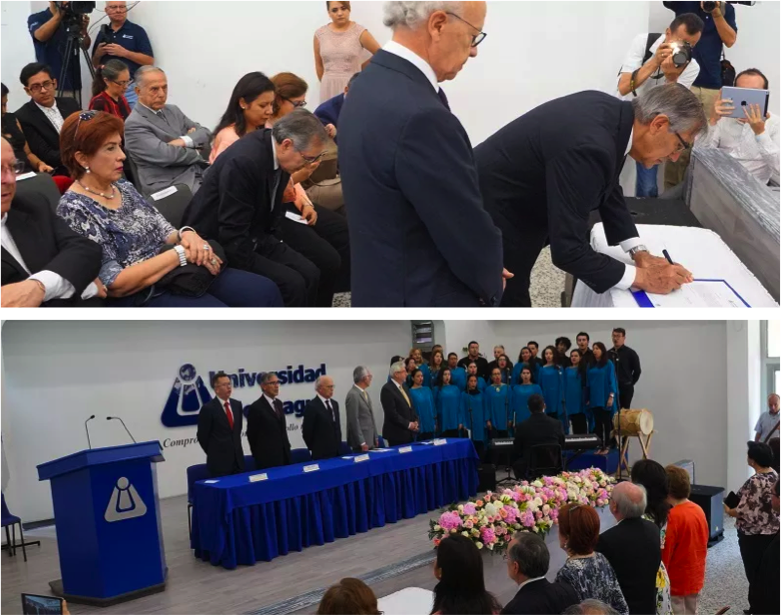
[290,448,312,464]
[1,493,11,518]
[149,183,193,228]
[124,153,142,192]
[14,173,61,212]
[186,463,210,503]
[528,444,563,480]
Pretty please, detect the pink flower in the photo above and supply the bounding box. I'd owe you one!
[464,520,474,529]
[535,511,543,519]
[480,526,496,544]
[463,503,476,516]
[521,511,535,527]
[503,505,518,525]
[550,508,559,521]
[511,491,521,502]
[439,511,461,531]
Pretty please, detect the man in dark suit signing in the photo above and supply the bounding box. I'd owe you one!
[246,372,292,470]
[512,394,564,480]
[502,532,578,615]
[339,1,508,307]
[15,62,81,177]
[475,83,707,306]
[380,361,419,447]
[196,372,245,478]
[596,482,661,615]
[302,376,342,460]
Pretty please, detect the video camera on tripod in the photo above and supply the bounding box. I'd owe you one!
[55,1,95,33]
[54,2,97,100]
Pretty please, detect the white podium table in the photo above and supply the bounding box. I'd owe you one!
[377,587,434,615]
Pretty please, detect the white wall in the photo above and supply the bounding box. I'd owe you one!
[1,320,411,522]
[1,1,36,106]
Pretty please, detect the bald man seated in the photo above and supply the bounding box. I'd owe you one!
[302,376,343,460]
[596,482,661,615]
[1,137,105,307]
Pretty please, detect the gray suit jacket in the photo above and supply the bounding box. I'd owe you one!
[345,385,378,450]
[124,103,211,196]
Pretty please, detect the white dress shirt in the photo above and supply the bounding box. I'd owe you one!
[35,101,65,133]
[318,394,336,421]
[263,393,278,408]
[137,102,194,148]
[616,34,700,101]
[517,576,546,590]
[1,213,97,302]
[697,116,780,185]
[383,40,440,93]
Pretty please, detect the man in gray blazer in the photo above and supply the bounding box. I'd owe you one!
[345,366,378,452]
[124,65,210,196]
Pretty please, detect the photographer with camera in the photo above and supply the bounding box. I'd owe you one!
[663,1,739,191]
[28,2,92,99]
[92,2,154,109]
[698,68,779,185]
[617,13,703,197]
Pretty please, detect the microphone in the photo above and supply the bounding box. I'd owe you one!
[85,415,95,449]
[107,416,137,443]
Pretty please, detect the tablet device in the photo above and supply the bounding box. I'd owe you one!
[724,490,740,509]
[721,86,769,119]
[21,594,63,615]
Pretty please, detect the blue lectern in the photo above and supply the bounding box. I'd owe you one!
[37,441,167,606]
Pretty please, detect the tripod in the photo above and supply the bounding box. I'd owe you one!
[58,25,96,106]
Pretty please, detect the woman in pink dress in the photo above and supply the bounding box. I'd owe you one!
[314,1,380,104]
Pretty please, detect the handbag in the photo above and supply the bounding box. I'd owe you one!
[721,47,736,87]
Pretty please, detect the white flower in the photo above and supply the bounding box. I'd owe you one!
[434,525,441,531]
[462,531,470,538]
[485,503,498,517]
[476,541,484,549]
[533,497,543,508]
[487,542,494,550]
[450,528,457,533]
[531,480,543,488]
[458,505,464,512]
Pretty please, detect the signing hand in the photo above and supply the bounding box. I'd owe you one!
[634,263,693,295]
[37,161,54,174]
[742,104,768,136]
[632,251,670,269]
[711,95,735,125]
[1,280,46,308]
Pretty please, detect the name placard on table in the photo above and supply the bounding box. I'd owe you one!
[354,454,370,463]
[303,464,320,473]
[249,473,268,483]
[398,446,413,453]
[433,439,448,446]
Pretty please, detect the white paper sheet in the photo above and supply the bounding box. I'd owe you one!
[644,280,748,308]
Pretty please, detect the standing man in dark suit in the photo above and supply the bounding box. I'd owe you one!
[502,532,578,615]
[458,341,490,381]
[608,328,641,409]
[15,63,80,176]
[1,138,104,307]
[380,361,419,446]
[246,372,292,470]
[512,394,564,480]
[576,333,595,386]
[339,1,508,307]
[302,376,342,460]
[474,84,706,307]
[196,372,245,478]
[596,482,661,615]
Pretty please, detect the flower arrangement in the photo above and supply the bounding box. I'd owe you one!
[427,468,614,554]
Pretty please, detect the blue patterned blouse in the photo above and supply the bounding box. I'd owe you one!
[57,180,176,287]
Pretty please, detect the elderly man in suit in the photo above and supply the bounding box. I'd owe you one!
[1,138,104,307]
[246,372,292,470]
[346,366,378,452]
[339,1,508,307]
[124,65,210,196]
[302,376,342,461]
[380,361,419,447]
[196,372,245,478]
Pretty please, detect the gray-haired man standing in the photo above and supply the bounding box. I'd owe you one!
[346,366,379,452]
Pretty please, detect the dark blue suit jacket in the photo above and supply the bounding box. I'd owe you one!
[314,93,345,129]
[338,50,504,307]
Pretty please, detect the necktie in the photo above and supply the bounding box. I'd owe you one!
[224,401,234,430]
[437,88,451,111]
[400,386,411,407]
[270,170,282,211]
[326,399,335,423]
[362,390,369,403]
[273,399,283,420]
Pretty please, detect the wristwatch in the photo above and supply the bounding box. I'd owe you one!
[629,245,649,258]
[173,245,187,267]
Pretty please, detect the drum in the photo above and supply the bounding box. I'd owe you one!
[613,409,654,436]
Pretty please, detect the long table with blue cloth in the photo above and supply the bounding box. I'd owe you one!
[191,438,479,569]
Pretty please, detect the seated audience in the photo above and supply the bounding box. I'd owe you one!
[210,71,276,164]
[2,82,53,173]
[502,531,579,615]
[663,465,709,615]
[555,503,629,615]
[512,394,564,480]
[15,62,80,176]
[183,109,330,307]
[723,441,779,615]
[124,66,210,196]
[754,393,780,444]
[302,376,342,460]
[55,111,282,307]
[316,578,380,615]
[1,137,104,307]
[562,600,620,615]
[630,459,673,615]
[431,534,502,615]
[699,68,779,185]
[313,71,359,138]
[754,479,779,615]
[596,482,661,615]
[89,59,132,121]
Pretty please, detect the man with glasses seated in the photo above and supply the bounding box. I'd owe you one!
[91,1,155,109]
[124,66,211,196]
[182,109,332,308]
[15,62,81,177]
[475,83,707,307]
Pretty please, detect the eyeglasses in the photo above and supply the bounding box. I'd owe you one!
[106,5,127,11]
[75,110,98,136]
[673,132,691,153]
[110,79,131,88]
[1,160,26,175]
[28,80,54,94]
[284,98,307,109]
[445,11,487,47]
[297,149,327,165]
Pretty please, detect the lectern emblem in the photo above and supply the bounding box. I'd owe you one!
[104,477,148,522]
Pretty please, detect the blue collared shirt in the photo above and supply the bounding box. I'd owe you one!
[92,20,154,79]
[28,8,81,90]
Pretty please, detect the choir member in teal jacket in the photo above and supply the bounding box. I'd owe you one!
[410,348,432,388]
[587,342,619,454]
[565,349,589,434]
[511,366,543,429]
[446,353,467,391]
[404,357,418,387]
[428,349,444,389]
[512,347,539,385]
[436,368,464,437]
[497,354,513,384]
[465,361,487,392]
[409,369,437,440]
[538,347,565,427]
[485,368,512,437]
[462,374,487,461]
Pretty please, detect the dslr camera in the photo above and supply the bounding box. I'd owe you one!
[54,1,96,33]
[669,41,693,68]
